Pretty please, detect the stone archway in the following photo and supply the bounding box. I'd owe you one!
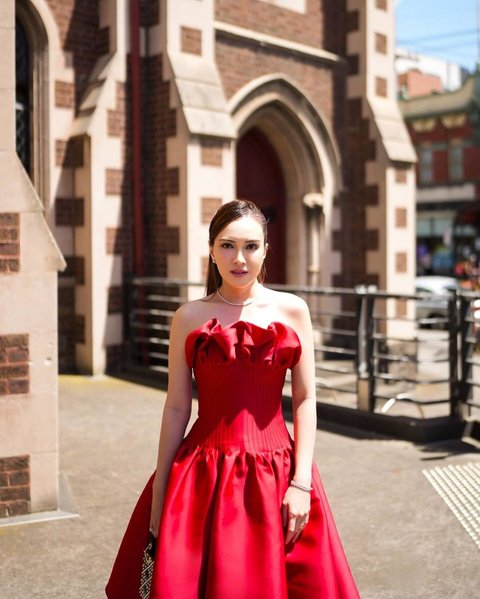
[230,75,342,287]
[236,127,287,283]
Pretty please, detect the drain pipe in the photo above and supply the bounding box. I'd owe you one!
[130,0,145,276]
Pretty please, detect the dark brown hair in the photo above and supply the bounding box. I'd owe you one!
[206,199,268,296]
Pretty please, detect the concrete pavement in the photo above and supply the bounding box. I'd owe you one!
[0,375,479,598]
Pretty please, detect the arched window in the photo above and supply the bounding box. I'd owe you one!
[16,18,31,174]
[14,3,49,205]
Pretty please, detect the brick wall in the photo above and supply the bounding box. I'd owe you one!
[0,335,30,396]
[215,0,324,49]
[0,455,30,518]
[45,0,107,108]
[0,213,20,274]
[215,39,335,124]
[142,55,179,276]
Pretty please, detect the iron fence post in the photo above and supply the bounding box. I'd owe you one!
[356,286,374,411]
[447,291,460,419]
[459,294,472,411]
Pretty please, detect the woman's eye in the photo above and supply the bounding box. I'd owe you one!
[246,243,259,250]
[221,242,233,249]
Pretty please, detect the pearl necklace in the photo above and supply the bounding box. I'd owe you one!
[216,288,262,307]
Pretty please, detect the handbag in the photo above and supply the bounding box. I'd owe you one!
[139,535,157,599]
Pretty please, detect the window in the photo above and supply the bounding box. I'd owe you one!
[14,4,49,205]
[448,144,463,182]
[16,19,31,174]
[418,147,433,184]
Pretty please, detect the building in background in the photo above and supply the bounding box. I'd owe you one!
[1,0,416,519]
[396,48,469,96]
[399,68,480,277]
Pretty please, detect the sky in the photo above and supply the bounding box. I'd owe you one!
[395,0,479,72]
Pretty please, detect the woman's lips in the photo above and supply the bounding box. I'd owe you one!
[231,270,248,275]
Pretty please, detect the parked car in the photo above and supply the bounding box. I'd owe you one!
[415,276,459,329]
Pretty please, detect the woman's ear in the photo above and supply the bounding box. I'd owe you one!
[264,243,269,259]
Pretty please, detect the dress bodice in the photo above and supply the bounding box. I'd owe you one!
[183,318,302,452]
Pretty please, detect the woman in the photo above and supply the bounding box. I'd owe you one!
[106,200,360,598]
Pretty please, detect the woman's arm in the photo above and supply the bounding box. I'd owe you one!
[290,299,317,485]
[282,297,317,545]
[149,306,194,536]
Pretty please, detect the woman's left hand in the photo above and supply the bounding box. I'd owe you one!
[282,485,311,545]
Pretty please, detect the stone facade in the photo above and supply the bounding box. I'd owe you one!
[9,0,415,372]
[1,0,65,519]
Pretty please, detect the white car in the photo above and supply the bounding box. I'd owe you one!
[415,276,459,329]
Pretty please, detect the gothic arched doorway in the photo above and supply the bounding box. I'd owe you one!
[236,127,287,284]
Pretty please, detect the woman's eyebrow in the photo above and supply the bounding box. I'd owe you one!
[218,237,261,243]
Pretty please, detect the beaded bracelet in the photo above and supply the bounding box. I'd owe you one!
[290,480,312,493]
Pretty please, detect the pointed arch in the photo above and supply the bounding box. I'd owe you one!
[15,0,62,206]
[230,75,343,286]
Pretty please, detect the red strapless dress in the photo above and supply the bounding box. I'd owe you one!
[106,319,360,598]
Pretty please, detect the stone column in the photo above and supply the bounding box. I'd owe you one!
[0,0,65,517]
[345,0,416,336]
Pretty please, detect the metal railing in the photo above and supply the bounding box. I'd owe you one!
[124,278,480,423]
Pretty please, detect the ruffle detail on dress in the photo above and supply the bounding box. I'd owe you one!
[185,318,302,370]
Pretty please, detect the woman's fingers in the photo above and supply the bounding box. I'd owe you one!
[282,503,288,528]
[285,514,308,545]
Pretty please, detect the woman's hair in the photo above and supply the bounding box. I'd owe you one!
[205,199,268,296]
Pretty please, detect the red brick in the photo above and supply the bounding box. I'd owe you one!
[0,243,19,256]
[395,207,407,228]
[1,500,30,517]
[107,286,123,314]
[0,214,19,226]
[7,379,29,395]
[0,485,30,501]
[375,32,387,54]
[396,299,408,318]
[215,0,324,48]
[106,169,125,195]
[395,167,408,183]
[395,252,408,273]
[55,198,85,227]
[201,197,222,224]
[0,336,28,350]
[6,348,29,363]
[375,77,388,98]
[7,470,29,486]
[0,456,29,472]
[0,472,7,486]
[180,26,202,55]
[54,81,75,108]
[97,26,110,55]
[0,365,28,378]
[200,139,223,166]
[55,138,84,168]
[376,0,388,10]
[7,259,19,272]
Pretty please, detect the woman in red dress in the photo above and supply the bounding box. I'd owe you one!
[106,200,361,598]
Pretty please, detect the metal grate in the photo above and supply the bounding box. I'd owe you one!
[423,463,480,549]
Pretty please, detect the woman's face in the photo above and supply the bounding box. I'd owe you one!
[210,216,266,289]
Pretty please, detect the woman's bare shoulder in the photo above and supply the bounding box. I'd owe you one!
[172,296,217,334]
[266,288,310,320]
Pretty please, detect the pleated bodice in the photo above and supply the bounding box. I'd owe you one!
[184,318,302,452]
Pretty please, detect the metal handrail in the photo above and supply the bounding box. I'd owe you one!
[125,277,480,420]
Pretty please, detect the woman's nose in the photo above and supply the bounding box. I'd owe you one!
[233,250,245,264]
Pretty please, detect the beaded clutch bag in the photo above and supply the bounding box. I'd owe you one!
[139,536,157,599]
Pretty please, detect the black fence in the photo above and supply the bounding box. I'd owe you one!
[124,278,480,441]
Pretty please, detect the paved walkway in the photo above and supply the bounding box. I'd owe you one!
[0,375,479,598]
